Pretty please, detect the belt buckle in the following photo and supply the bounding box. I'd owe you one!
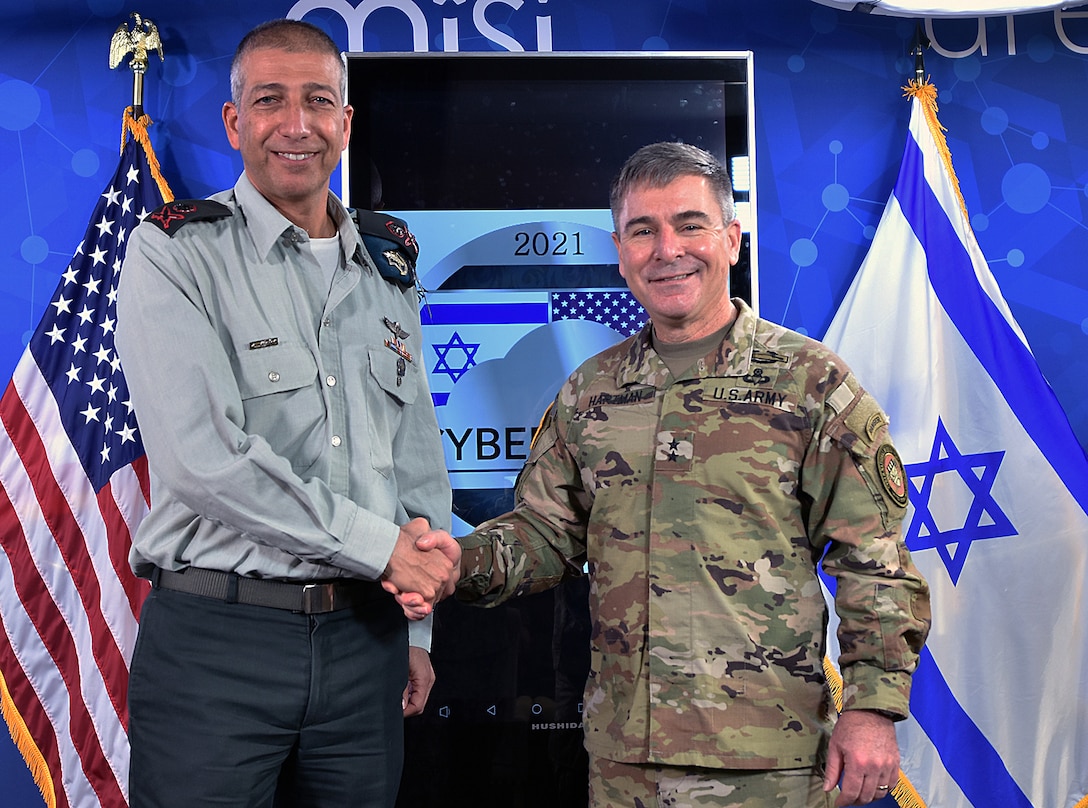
[301,582,336,614]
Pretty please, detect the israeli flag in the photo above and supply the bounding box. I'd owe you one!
[823,86,1088,808]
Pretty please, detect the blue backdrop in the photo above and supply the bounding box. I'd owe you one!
[3,1,1087,805]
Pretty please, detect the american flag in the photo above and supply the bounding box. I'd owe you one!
[0,111,171,808]
[550,290,647,337]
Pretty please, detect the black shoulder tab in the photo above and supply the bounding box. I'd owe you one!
[146,200,233,235]
[350,209,419,288]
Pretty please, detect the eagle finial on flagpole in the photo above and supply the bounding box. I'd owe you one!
[108,12,164,119]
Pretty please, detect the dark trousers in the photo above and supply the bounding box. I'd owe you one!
[128,586,408,808]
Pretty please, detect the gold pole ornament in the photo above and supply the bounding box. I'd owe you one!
[108,12,164,118]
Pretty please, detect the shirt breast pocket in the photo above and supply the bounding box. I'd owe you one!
[233,344,324,467]
[366,345,419,477]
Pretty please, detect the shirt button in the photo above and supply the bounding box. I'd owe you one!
[268,371,280,382]
[322,317,332,327]
[331,435,342,447]
[326,375,337,387]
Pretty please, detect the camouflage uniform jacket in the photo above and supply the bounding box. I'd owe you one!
[457,298,931,770]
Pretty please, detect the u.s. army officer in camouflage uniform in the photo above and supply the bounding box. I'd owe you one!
[399,141,931,807]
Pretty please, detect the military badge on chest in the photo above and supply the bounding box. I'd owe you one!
[699,348,792,411]
[383,317,413,386]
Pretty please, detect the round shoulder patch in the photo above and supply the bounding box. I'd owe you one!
[876,444,909,507]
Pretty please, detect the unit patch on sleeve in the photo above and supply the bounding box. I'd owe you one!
[876,443,909,507]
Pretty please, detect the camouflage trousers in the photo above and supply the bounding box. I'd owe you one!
[589,756,839,808]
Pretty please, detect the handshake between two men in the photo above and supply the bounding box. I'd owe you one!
[380,516,461,619]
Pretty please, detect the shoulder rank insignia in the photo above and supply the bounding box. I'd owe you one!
[146,199,232,235]
[350,208,419,288]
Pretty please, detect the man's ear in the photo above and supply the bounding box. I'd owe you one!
[222,102,240,151]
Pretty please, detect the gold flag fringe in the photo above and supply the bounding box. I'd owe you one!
[823,656,927,808]
[902,80,970,231]
[121,106,175,204]
[0,667,56,808]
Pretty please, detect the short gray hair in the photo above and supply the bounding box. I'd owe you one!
[230,19,346,107]
[609,142,735,230]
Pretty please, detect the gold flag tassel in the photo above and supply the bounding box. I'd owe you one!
[901,79,971,231]
[822,656,927,808]
[121,107,174,204]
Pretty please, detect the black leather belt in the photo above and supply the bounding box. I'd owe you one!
[151,567,381,614]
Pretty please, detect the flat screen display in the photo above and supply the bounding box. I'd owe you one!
[345,52,755,807]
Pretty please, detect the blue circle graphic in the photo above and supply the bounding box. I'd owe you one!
[1002,163,1050,215]
[0,80,42,131]
[1028,35,1055,63]
[72,149,100,177]
[953,56,982,83]
[21,235,48,264]
[981,106,1009,136]
[163,53,198,88]
[790,238,818,268]
[822,183,849,213]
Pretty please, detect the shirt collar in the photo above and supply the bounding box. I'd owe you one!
[616,298,759,387]
[231,172,364,266]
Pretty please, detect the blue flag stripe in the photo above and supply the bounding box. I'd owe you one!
[420,302,549,326]
[910,649,1033,808]
[895,135,1088,516]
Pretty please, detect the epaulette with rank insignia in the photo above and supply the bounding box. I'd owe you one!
[350,209,418,288]
[146,199,233,235]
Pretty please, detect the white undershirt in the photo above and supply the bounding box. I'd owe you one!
[309,235,342,294]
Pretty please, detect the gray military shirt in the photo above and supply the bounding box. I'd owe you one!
[116,173,451,647]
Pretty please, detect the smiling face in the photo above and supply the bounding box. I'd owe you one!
[222,46,352,229]
[612,174,743,344]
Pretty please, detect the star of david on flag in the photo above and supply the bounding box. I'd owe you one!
[904,418,1015,585]
[822,82,1088,808]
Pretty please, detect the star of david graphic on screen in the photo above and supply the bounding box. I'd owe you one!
[345,52,755,807]
[905,417,1016,585]
[431,331,479,385]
